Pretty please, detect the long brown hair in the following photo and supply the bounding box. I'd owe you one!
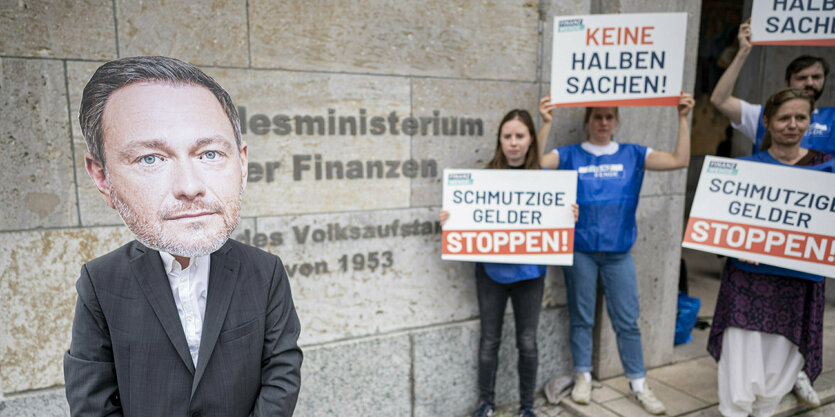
[485,109,541,169]
[760,88,815,151]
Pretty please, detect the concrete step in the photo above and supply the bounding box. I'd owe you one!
[556,365,835,417]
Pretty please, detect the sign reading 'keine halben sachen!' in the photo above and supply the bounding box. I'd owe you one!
[683,156,835,277]
[550,13,687,107]
[441,169,577,265]
[751,0,835,46]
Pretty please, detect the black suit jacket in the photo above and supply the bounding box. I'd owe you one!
[64,239,302,417]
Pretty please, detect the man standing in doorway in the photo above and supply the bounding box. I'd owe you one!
[711,19,833,157]
[63,56,302,417]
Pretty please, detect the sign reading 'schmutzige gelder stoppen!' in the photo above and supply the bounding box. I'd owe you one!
[441,169,577,265]
[683,156,835,277]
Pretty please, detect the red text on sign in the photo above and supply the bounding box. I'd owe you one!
[442,228,574,255]
[683,217,835,265]
[586,26,655,46]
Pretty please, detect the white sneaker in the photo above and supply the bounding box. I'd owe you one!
[793,371,821,407]
[633,386,666,415]
[571,373,591,404]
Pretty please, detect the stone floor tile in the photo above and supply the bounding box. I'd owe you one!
[560,397,622,417]
[601,375,631,396]
[599,378,707,417]
[792,402,835,416]
[601,396,659,417]
[680,406,722,417]
[593,384,625,403]
[647,356,719,404]
[639,380,708,416]
[823,313,835,373]
[472,393,570,417]
[812,370,835,401]
[671,327,711,364]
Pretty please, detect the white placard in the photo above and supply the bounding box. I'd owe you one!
[441,169,577,265]
[550,13,687,107]
[683,156,835,277]
[751,0,835,46]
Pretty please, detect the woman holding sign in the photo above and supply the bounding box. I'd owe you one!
[707,88,833,417]
[441,102,565,417]
[538,92,694,415]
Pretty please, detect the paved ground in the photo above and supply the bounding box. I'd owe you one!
[477,249,835,417]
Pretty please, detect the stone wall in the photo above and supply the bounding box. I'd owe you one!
[0,1,699,415]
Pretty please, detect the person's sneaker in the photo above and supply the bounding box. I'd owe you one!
[517,407,536,417]
[793,371,821,407]
[571,373,592,404]
[632,386,666,415]
[473,401,495,417]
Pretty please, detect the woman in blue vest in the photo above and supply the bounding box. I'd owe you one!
[707,88,833,417]
[441,102,575,417]
[538,92,694,415]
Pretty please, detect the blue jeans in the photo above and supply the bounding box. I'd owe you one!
[562,251,645,379]
[475,263,544,408]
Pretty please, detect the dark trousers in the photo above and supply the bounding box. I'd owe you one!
[475,264,544,409]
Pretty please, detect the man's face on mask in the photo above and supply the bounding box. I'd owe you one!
[92,82,248,257]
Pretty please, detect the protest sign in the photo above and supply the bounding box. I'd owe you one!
[550,13,687,107]
[751,0,835,46]
[441,169,577,265]
[683,156,835,277]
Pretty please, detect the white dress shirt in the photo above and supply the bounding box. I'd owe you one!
[159,252,210,366]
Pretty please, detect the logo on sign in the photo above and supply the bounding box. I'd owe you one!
[707,161,738,175]
[448,173,473,185]
[578,163,624,178]
[807,122,828,137]
[558,18,584,32]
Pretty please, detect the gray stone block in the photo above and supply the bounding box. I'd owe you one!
[0,388,69,417]
[115,0,248,67]
[203,67,415,217]
[295,334,411,417]
[249,0,539,80]
[410,78,540,207]
[413,308,571,417]
[611,105,690,197]
[0,1,116,60]
[0,58,78,231]
[65,60,124,227]
[540,0,592,84]
[544,265,568,308]
[251,208,476,346]
[0,227,134,394]
[412,320,479,417]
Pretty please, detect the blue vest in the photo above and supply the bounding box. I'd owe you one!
[753,106,835,156]
[481,263,547,284]
[558,143,647,252]
[733,151,835,281]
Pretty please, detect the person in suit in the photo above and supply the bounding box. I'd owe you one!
[63,56,302,417]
